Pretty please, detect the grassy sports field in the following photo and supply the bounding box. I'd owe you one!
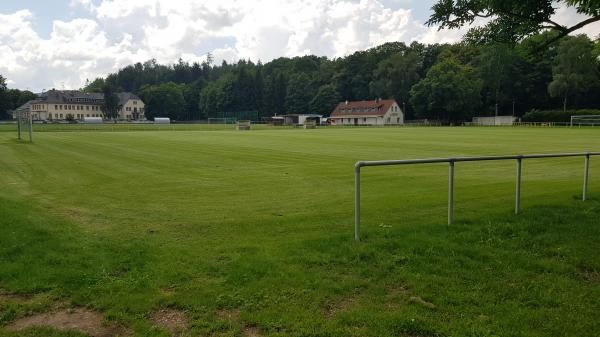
[0,126,599,337]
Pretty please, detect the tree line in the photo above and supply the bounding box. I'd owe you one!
[1,0,598,123]
[82,33,597,122]
[0,75,37,120]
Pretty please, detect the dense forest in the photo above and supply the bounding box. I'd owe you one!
[1,33,599,122]
[89,32,600,122]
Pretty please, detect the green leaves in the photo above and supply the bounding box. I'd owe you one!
[410,58,482,122]
[548,35,599,111]
[428,0,600,46]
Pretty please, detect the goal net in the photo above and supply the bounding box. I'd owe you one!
[16,110,33,143]
[570,115,600,127]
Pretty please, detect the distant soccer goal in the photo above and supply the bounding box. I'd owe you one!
[235,120,251,130]
[16,110,33,143]
[208,118,236,124]
[570,115,600,127]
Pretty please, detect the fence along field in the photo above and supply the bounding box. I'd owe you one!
[0,127,599,337]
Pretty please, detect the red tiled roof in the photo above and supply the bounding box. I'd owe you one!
[330,99,397,117]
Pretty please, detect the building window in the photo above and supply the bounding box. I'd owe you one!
[55,105,58,109]
[60,114,63,118]
[133,101,137,105]
[86,106,89,110]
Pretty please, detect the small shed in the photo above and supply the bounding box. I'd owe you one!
[280,114,323,125]
[262,116,284,126]
[154,117,171,124]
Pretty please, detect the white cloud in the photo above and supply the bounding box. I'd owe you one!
[2,0,598,91]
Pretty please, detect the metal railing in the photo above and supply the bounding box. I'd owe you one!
[354,152,600,241]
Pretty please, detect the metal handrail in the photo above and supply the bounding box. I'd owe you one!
[354,152,600,241]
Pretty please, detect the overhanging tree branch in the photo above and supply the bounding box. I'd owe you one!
[538,15,600,50]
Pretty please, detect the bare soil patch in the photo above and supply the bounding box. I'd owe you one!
[324,296,358,320]
[216,308,240,322]
[151,308,189,336]
[580,270,600,283]
[409,296,436,309]
[0,293,32,303]
[6,307,128,337]
[244,325,261,337]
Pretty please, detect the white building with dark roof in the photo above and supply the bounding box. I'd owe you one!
[329,99,404,126]
[15,89,145,121]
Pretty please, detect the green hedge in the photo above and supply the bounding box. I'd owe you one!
[522,109,600,122]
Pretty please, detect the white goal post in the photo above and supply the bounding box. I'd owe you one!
[570,115,600,127]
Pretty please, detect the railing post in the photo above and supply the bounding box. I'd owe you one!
[448,160,454,225]
[583,154,590,201]
[17,112,22,140]
[355,163,361,241]
[515,157,522,214]
[28,113,33,143]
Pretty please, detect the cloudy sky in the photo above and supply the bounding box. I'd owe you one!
[1,0,598,92]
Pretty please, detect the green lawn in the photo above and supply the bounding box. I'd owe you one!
[0,127,599,337]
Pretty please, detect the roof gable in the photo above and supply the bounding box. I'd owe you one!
[330,99,398,117]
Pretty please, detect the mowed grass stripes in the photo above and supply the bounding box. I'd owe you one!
[0,127,599,337]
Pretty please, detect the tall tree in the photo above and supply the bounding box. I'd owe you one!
[262,72,286,116]
[548,35,599,111]
[101,84,121,121]
[183,80,205,120]
[0,75,9,120]
[309,85,341,115]
[427,0,600,47]
[285,73,313,114]
[410,58,482,122]
[370,51,421,115]
[475,43,523,116]
[140,82,186,120]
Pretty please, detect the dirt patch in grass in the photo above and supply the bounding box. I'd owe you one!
[0,293,32,304]
[244,325,261,337]
[151,308,189,336]
[409,296,436,309]
[580,270,600,283]
[216,308,240,322]
[5,307,129,337]
[216,309,260,337]
[387,285,410,297]
[324,296,358,320]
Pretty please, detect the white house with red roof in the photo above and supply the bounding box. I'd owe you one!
[329,99,404,126]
